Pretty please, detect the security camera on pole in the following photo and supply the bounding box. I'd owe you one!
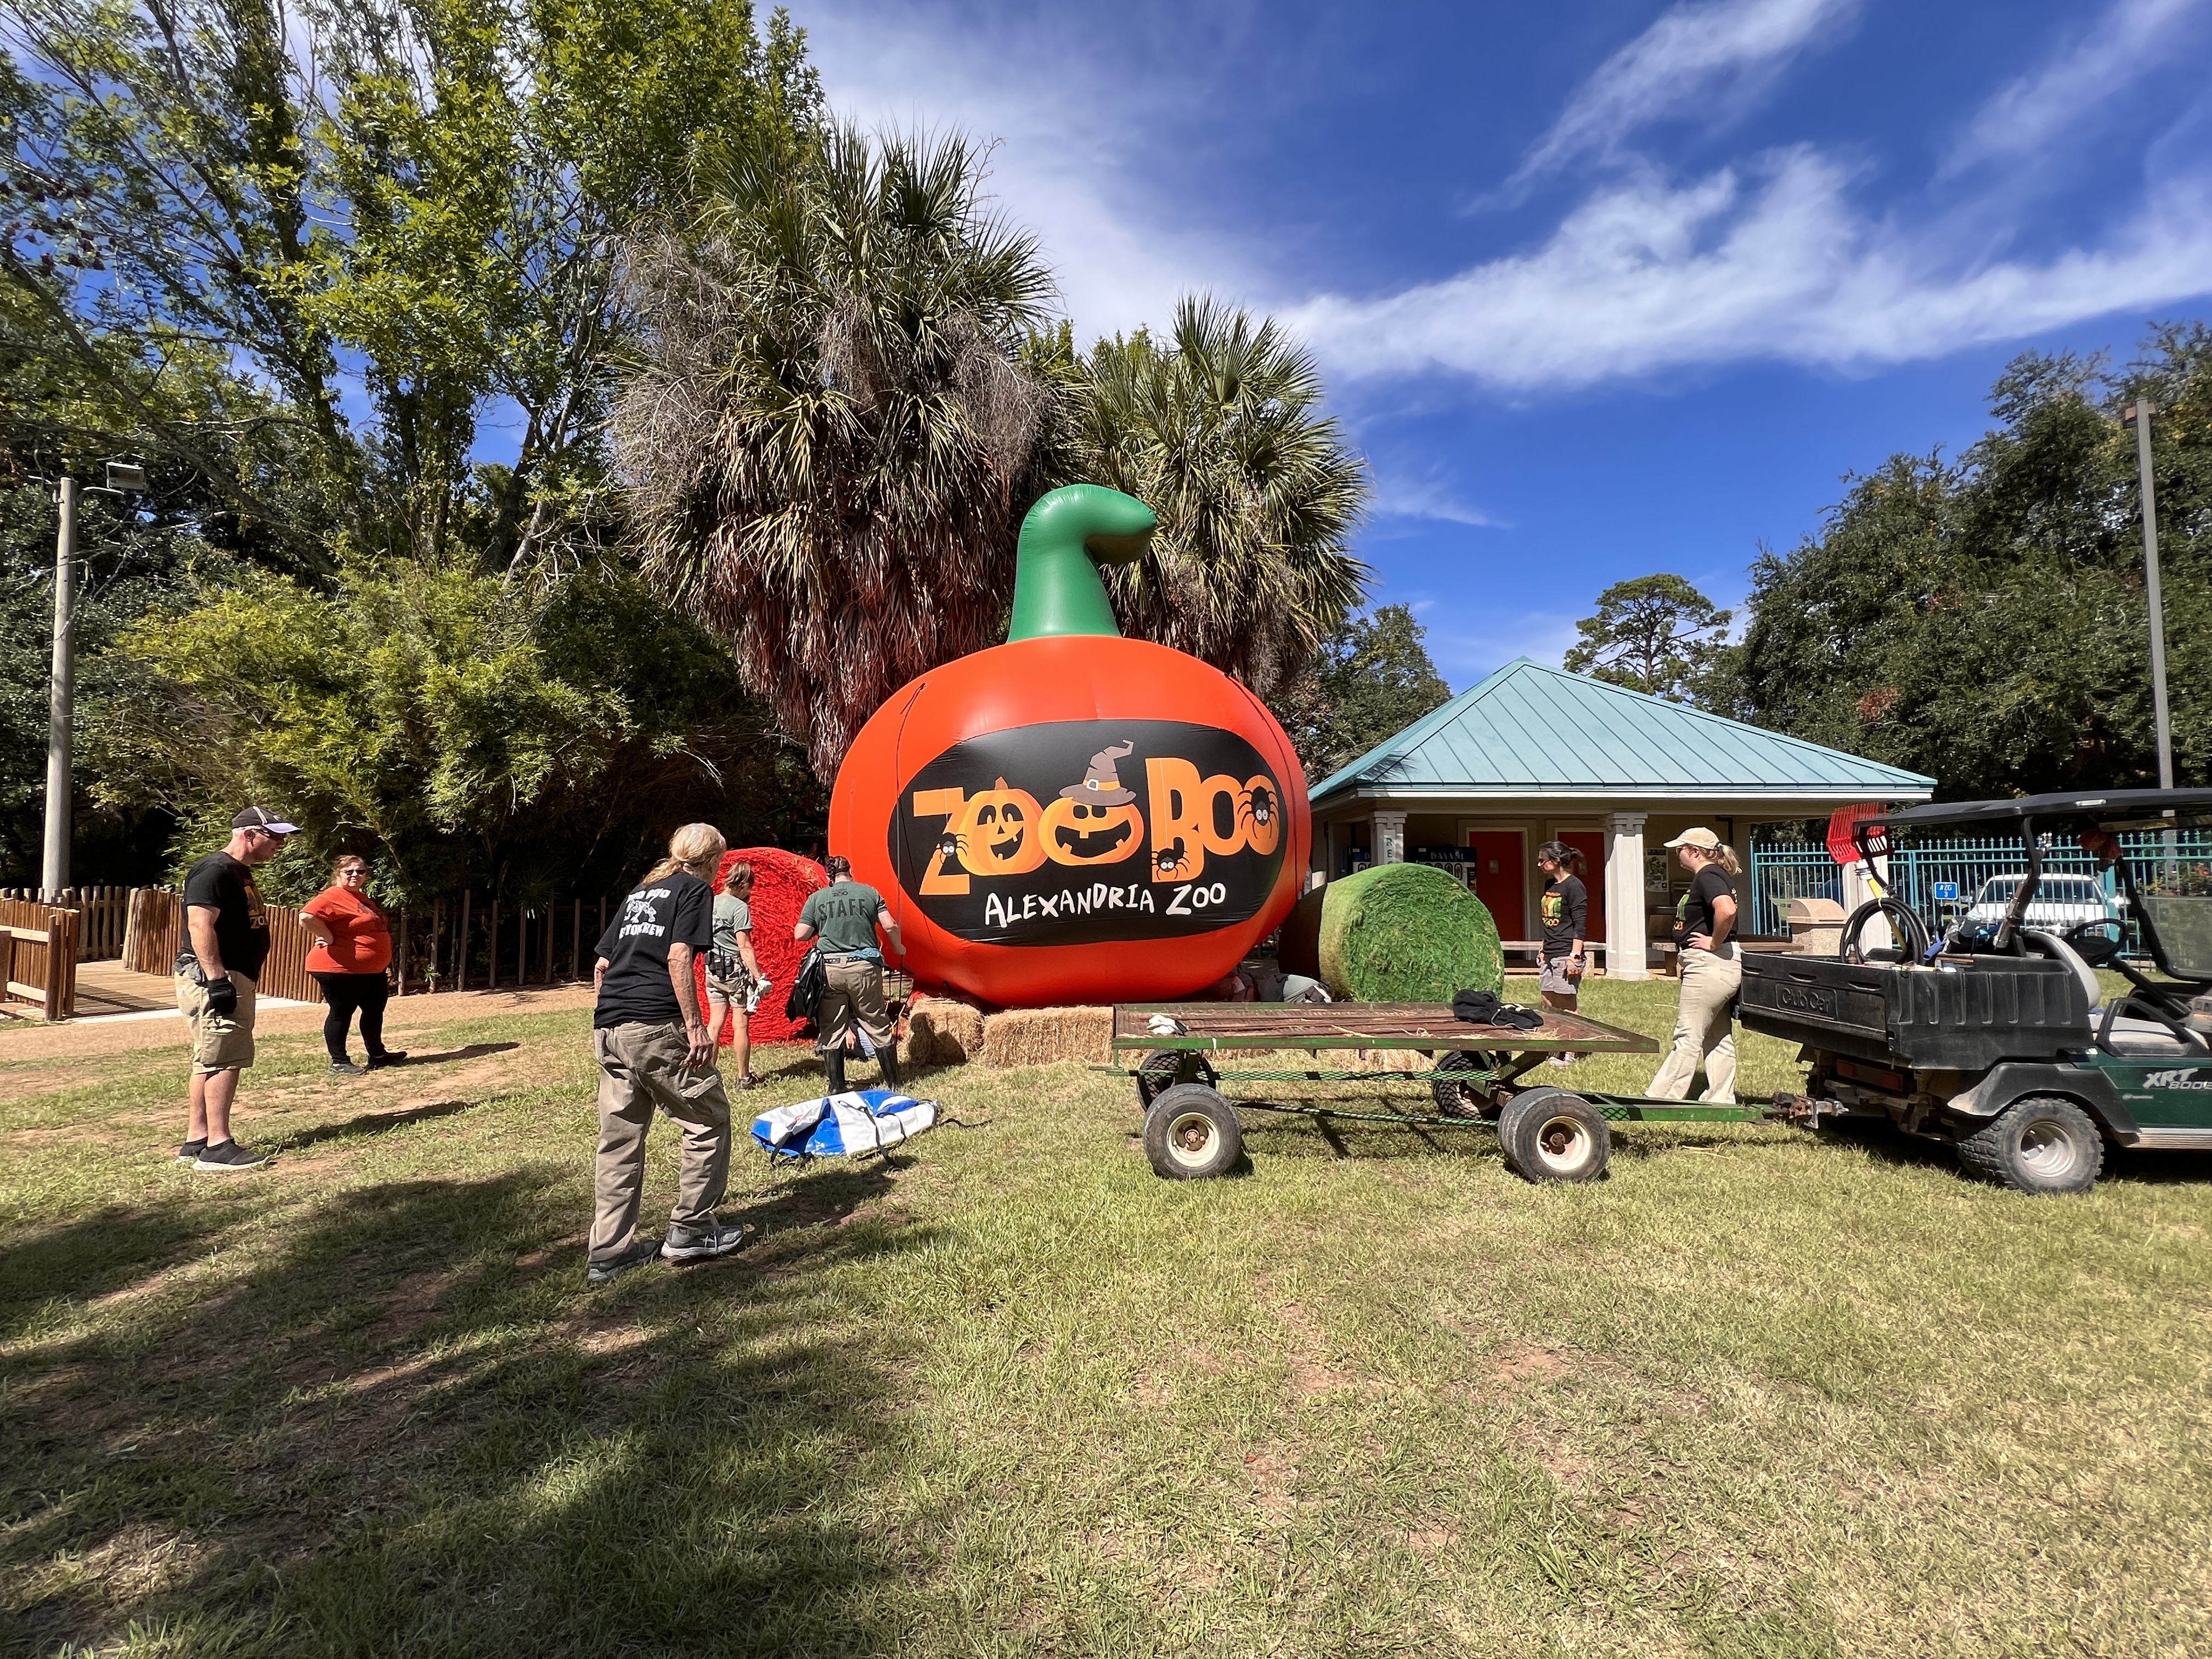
[36,461,148,899]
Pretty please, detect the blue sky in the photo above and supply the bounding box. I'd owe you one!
[795,0,2212,686]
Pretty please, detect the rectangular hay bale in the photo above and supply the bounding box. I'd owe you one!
[980,1006,1114,1069]
[907,994,985,1065]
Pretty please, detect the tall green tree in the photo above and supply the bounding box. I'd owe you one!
[1274,603,1453,783]
[2,0,819,569]
[1719,328,2212,797]
[1564,574,1731,702]
[615,123,1059,780]
[84,560,822,902]
[1054,298,1369,704]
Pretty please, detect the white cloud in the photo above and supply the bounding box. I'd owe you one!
[1516,0,1861,182]
[799,4,1251,341]
[1943,0,2207,176]
[1293,148,2212,390]
[1370,470,1507,529]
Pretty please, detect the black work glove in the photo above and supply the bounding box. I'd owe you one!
[204,975,238,1017]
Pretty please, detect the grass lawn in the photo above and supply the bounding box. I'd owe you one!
[3,977,2209,1657]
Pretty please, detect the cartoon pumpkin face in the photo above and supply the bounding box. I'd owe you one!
[1041,794,1145,865]
[955,778,1046,877]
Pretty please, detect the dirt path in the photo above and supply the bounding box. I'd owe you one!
[0,984,597,1065]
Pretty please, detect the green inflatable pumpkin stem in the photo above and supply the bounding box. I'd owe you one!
[1006,484,1157,642]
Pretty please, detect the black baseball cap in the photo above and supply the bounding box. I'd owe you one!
[232,806,301,835]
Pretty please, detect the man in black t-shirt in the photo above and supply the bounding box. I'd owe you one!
[173,806,297,1171]
[585,823,750,1283]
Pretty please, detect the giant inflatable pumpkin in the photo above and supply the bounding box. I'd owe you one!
[829,484,1312,1007]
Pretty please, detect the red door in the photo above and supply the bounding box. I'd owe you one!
[1465,831,1527,940]
[1558,830,1607,946]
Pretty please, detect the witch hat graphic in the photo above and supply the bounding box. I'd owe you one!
[1060,740,1137,804]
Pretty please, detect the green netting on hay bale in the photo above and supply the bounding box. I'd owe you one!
[1317,864,1502,1003]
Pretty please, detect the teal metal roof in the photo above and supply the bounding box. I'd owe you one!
[1309,658,1934,806]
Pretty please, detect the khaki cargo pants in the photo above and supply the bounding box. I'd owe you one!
[1647,944,1742,1103]
[816,956,891,1054]
[590,1020,732,1261]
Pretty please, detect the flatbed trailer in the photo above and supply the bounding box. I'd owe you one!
[1108,1001,1807,1181]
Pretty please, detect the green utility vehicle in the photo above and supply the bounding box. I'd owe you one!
[1741,789,2212,1194]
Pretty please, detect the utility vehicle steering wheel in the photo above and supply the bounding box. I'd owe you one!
[1839,896,1932,964]
[2061,917,2125,967]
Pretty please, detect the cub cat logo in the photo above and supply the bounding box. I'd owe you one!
[890,719,1285,946]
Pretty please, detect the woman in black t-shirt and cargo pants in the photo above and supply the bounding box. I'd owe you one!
[1647,827,1742,1102]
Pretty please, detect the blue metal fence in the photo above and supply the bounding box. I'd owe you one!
[1748,830,2212,949]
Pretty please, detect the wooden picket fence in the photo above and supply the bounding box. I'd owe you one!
[121,887,616,1001]
[0,895,80,1021]
[0,887,129,961]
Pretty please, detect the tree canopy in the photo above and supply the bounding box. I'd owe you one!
[1718,328,2212,797]
[1275,603,1453,784]
[1564,574,1731,703]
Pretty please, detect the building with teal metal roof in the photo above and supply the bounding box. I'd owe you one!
[1307,658,1933,978]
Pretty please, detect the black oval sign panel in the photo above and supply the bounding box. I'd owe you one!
[890,719,1286,946]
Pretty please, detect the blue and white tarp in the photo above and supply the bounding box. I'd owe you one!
[749,1090,939,1159]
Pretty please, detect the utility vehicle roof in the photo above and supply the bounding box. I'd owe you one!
[1874,788,2212,834]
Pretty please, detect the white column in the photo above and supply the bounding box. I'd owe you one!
[1372,810,1407,866]
[1840,854,1892,951]
[1605,811,1648,980]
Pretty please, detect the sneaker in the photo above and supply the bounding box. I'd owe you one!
[661,1221,752,1263]
[366,1051,408,1068]
[193,1141,269,1172]
[732,1074,758,1092]
[176,1138,206,1164]
[329,1060,366,1076]
[585,1238,661,1284]
[1548,1053,1575,1068]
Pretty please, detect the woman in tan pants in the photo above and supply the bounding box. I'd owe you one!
[1647,828,1742,1103]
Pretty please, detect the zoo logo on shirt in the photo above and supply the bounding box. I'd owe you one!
[889,718,1285,947]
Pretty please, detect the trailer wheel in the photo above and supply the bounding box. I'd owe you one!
[1431,1050,1487,1118]
[1136,1050,1216,1108]
[1498,1088,1610,1184]
[1957,1095,2103,1195]
[1143,1084,1243,1180]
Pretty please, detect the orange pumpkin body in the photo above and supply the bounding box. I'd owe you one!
[831,635,1311,1007]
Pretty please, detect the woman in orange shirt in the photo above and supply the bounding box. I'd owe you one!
[301,855,407,1076]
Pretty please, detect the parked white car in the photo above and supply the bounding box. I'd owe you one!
[1962,873,2121,932]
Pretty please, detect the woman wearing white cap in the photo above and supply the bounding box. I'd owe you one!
[1648,827,1742,1102]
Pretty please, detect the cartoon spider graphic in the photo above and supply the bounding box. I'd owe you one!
[1238,781,1278,832]
[1154,836,1195,878]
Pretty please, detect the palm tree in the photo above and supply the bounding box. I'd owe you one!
[1060,297,1370,703]
[613,123,1057,779]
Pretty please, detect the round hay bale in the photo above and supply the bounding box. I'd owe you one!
[715,847,829,1043]
[1316,864,1502,1003]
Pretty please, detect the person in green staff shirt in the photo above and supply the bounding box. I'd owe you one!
[793,855,906,1095]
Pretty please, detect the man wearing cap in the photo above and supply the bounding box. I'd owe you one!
[1648,827,1743,1103]
[173,807,296,1170]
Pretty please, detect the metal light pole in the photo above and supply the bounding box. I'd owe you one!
[41,477,78,898]
[2126,399,2174,790]
[38,462,146,899]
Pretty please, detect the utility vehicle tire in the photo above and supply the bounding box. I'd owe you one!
[1431,1049,1487,1118]
[1135,1050,1216,1108]
[1143,1084,1243,1180]
[1497,1088,1610,1183]
[1956,1095,2104,1195]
